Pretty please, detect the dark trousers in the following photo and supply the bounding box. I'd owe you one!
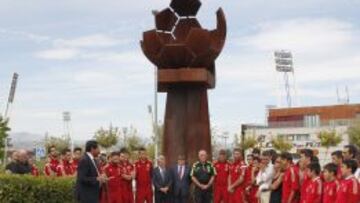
[155,191,171,203]
[194,188,212,203]
[173,195,189,203]
[173,188,189,203]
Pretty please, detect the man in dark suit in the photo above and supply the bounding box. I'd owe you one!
[75,140,108,203]
[170,155,191,203]
[152,155,172,203]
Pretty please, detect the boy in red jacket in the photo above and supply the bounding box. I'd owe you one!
[323,163,339,203]
[303,162,322,203]
[280,152,299,203]
[336,159,360,203]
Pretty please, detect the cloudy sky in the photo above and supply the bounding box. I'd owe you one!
[0,0,359,141]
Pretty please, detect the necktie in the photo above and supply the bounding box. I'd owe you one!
[179,166,184,180]
[160,168,164,180]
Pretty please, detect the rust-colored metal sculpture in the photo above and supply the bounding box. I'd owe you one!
[141,0,227,165]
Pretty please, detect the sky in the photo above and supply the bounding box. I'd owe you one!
[0,0,359,142]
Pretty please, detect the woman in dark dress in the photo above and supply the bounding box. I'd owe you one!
[270,156,283,203]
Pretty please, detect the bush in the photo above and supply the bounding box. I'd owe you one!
[0,174,76,203]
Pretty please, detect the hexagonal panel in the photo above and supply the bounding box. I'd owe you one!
[173,18,201,43]
[142,30,163,56]
[155,8,178,31]
[170,0,201,16]
[141,30,173,66]
[185,28,211,57]
[158,44,195,68]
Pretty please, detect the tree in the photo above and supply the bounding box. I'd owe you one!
[126,134,144,153]
[239,136,257,151]
[271,136,293,152]
[0,116,11,160]
[44,134,70,153]
[94,124,119,151]
[318,130,342,160]
[348,121,360,148]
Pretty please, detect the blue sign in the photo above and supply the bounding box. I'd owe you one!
[36,147,46,159]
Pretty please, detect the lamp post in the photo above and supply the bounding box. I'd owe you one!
[3,73,18,165]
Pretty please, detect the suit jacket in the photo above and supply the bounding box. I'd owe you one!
[75,153,100,203]
[152,166,172,192]
[170,164,191,197]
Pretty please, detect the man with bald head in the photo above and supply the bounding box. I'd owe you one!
[191,150,216,203]
[6,149,31,174]
[5,150,19,173]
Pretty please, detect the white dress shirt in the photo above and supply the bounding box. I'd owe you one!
[86,152,99,175]
[256,162,275,191]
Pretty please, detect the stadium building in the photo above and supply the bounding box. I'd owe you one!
[241,103,360,164]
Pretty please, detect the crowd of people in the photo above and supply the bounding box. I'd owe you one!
[4,141,360,203]
[4,145,82,177]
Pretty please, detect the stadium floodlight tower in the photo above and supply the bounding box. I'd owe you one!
[274,50,297,108]
[62,111,73,152]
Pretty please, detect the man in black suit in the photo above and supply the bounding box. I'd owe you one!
[170,155,191,203]
[153,155,172,203]
[75,140,108,203]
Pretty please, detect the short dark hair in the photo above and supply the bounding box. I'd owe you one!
[252,148,261,155]
[262,150,272,157]
[345,145,358,159]
[268,149,278,164]
[110,151,120,157]
[311,156,319,163]
[85,140,98,152]
[48,145,56,153]
[331,150,343,160]
[280,152,293,162]
[233,148,243,154]
[324,163,338,176]
[61,148,71,155]
[219,149,227,155]
[119,147,129,154]
[307,162,321,175]
[300,149,313,159]
[253,156,260,163]
[343,159,358,174]
[138,147,146,152]
[73,147,82,153]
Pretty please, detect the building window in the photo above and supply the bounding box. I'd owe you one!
[304,114,320,128]
[295,134,310,141]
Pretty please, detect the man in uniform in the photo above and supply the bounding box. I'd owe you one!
[135,147,153,203]
[213,149,230,203]
[56,148,75,176]
[44,145,60,176]
[336,159,360,202]
[191,149,216,203]
[102,152,122,203]
[303,162,322,203]
[72,147,83,172]
[280,152,300,203]
[331,150,344,180]
[120,148,135,203]
[299,149,313,203]
[228,148,246,203]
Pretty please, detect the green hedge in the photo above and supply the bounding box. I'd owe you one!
[0,174,76,203]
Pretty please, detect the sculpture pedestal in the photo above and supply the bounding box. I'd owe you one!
[159,68,212,165]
